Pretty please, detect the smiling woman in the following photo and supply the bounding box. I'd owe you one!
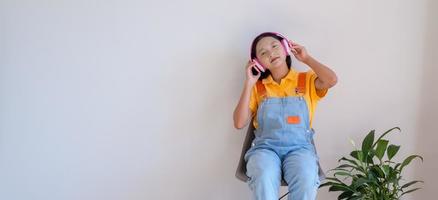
[249,32,293,80]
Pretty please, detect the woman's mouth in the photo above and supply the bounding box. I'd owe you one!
[271,57,280,63]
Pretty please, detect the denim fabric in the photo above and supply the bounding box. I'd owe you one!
[244,96,320,200]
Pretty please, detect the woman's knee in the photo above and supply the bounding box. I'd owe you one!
[282,150,319,189]
[293,166,318,189]
[246,149,282,182]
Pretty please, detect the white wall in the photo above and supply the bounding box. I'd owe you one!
[413,0,438,198]
[1,0,436,199]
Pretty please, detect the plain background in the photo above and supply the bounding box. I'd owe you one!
[1,0,437,199]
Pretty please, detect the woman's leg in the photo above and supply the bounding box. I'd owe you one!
[246,148,282,200]
[282,148,319,200]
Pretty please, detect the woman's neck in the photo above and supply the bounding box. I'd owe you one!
[270,65,289,84]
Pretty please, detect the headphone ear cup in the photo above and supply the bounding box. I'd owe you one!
[254,60,265,72]
[251,67,259,76]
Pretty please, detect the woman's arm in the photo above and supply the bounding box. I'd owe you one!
[233,81,254,129]
[289,41,338,90]
[303,56,338,90]
[233,60,260,129]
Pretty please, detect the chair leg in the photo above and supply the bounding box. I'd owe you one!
[279,191,289,200]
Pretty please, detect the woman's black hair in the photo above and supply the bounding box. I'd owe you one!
[251,32,292,80]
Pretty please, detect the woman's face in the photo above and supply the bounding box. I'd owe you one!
[255,36,287,70]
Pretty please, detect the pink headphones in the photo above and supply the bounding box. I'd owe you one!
[250,32,292,75]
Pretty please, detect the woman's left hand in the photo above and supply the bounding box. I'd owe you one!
[288,40,310,63]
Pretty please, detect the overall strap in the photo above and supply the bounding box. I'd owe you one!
[295,72,307,95]
[256,81,266,101]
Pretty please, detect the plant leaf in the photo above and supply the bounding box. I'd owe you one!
[338,157,364,173]
[387,144,400,160]
[335,164,363,172]
[400,155,423,171]
[370,166,385,178]
[338,191,354,199]
[365,153,374,164]
[334,171,353,178]
[362,130,375,156]
[346,196,362,200]
[375,139,389,160]
[352,177,373,190]
[401,180,423,190]
[325,177,343,183]
[382,165,390,176]
[350,150,363,162]
[394,163,401,170]
[372,127,401,148]
[329,184,353,192]
[335,164,356,169]
[339,157,358,165]
[319,181,337,188]
[400,188,421,196]
[328,168,351,174]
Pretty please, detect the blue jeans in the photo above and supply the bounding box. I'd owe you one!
[246,147,319,200]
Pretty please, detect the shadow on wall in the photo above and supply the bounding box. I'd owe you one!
[414,0,438,199]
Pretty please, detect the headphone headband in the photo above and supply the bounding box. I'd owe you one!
[250,32,290,58]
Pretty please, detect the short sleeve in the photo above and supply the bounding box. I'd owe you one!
[249,85,258,116]
[307,70,328,101]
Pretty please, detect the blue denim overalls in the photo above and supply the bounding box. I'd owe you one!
[244,73,322,200]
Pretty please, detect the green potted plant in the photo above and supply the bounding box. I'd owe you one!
[320,127,423,200]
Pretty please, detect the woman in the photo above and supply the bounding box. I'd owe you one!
[233,32,337,200]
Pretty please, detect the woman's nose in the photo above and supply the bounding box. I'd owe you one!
[268,51,274,58]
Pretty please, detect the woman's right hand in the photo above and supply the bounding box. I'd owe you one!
[245,60,261,86]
